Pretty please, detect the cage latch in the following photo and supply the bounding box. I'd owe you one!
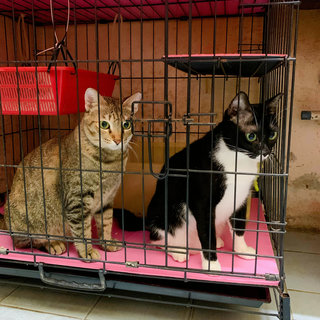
[131,100,172,180]
[0,247,8,255]
[125,261,139,268]
[182,115,194,125]
[182,112,216,127]
[264,273,279,281]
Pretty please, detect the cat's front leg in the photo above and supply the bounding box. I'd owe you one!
[229,202,256,259]
[95,207,122,252]
[66,195,100,261]
[195,209,221,272]
[70,214,100,261]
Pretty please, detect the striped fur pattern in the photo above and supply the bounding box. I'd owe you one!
[4,88,141,260]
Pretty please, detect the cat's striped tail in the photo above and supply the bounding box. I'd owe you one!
[113,209,145,231]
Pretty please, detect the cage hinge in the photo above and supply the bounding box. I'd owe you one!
[265,273,279,281]
[0,246,8,255]
[125,261,139,268]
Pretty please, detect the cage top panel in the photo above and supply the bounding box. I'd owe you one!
[0,0,268,25]
[165,54,287,77]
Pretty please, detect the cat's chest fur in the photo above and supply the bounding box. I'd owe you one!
[89,158,126,213]
[214,139,259,226]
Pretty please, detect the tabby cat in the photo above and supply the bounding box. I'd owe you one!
[147,92,281,271]
[4,88,141,260]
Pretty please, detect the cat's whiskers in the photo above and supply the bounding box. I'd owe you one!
[225,142,252,158]
[262,153,275,170]
[128,140,138,147]
[127,143,139,161]
[267,152,275,166]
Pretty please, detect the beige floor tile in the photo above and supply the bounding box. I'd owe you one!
[289,290,320,320]
[0,284,18,302]
[1,286,99,319]
[86,297,190,320]
[285,251,320,293]
[191,293,278,320]
[192,305,278,320]
[285,231,320,254]
[0,305,79,320]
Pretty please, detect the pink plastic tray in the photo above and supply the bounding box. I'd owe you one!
[0,198,279,287]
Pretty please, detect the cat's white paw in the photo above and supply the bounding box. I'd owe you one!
[236,245,256,260]
[201,253,221,272]
[216,237,224,249]
[234,236,256,259]
[169,251,188,263]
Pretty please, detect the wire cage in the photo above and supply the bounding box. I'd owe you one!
[0,0,299,319]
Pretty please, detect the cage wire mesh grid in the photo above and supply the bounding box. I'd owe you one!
[0,0,298,318]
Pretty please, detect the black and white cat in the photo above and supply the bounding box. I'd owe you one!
[146,92,281,271]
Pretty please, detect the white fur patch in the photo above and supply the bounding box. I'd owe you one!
[227,220,256,259]
[214,139,259,228]
[151,204,201,262]
[201,252,221,272]
[233,234,256,259]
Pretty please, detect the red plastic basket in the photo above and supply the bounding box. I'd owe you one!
[0,67,118,115]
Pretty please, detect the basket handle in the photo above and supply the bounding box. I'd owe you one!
[110,14,124,50]
[107,61,119,75]
[108,14,123,72]
[35,0,76,73]
[38,264,106,292]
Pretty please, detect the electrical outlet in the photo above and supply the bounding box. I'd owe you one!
[301,111,320,120]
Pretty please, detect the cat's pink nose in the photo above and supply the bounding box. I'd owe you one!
[113,139,121,145]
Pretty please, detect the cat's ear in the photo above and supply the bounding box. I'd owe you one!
[228,92,251,117]
[266,93,282,115]
[85,88,104,112]
[123,92,142,114]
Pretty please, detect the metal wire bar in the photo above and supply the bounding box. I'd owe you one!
[183,0,193,277]
[139,0,147,266]
[0,163,289,178]
[0,228,284,251]
[231,4,244,274]
[31,0,50,251]
[95,0,105,261]
[0,55,295,64]
[163,0,169,268]
[207,0,217,272]
[10,0,33,254]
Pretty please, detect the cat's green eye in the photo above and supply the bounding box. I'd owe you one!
[100,121,110,129]
[122,120,131,130]
[246,132,257,142]
[269,131,278,141]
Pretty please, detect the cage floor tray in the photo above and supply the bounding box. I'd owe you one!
[0,199,279,287]
[165,54,287,77]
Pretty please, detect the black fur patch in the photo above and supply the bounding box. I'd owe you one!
[146,93,280,262]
